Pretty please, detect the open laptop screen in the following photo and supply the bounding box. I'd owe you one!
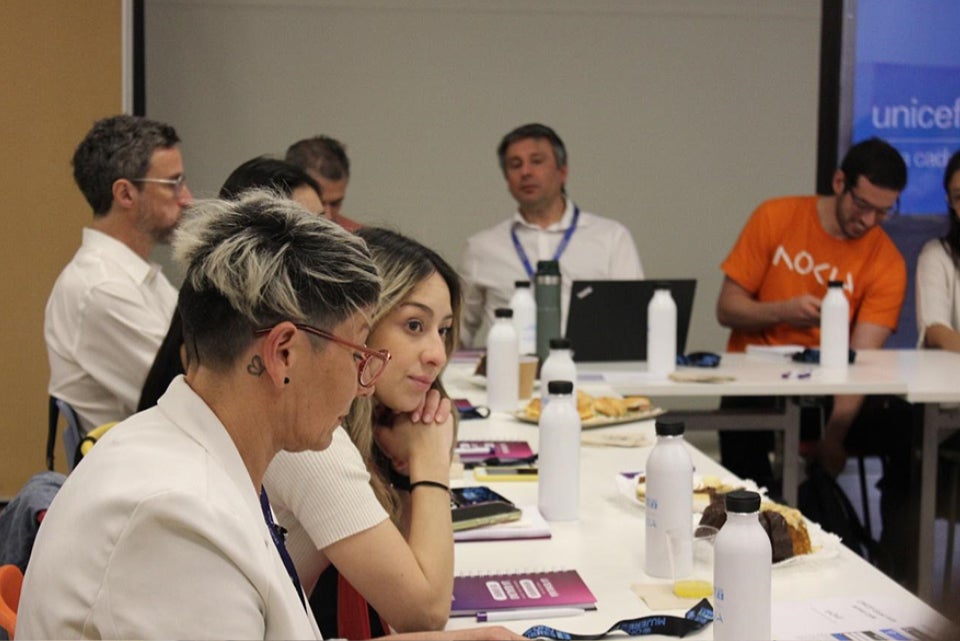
[565,279,696,362]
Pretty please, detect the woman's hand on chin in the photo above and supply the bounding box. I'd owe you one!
[374,391,455,476]
[410,388,452,425]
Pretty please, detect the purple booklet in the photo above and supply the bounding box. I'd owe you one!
[455,440,534,465]
[451,569,597,617]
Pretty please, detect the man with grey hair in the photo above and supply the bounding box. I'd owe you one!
[459,123,644,347]
[19,191,383,639]
[45,114,192,433]
[286,134,362,231]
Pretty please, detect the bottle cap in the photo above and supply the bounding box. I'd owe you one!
[549,337,572,350]
[514,280,531,288]
[724,489,761,513]
[827,280,843,287]
[547,380,574,395]
[494,307,514,319]
[536,260,560,275]
[654,419,685,436]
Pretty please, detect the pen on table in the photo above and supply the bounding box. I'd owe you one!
[476,607,586,623]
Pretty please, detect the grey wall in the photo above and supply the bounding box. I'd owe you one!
[146,0,821,353]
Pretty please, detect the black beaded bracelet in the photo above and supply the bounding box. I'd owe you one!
[409,480,450,493]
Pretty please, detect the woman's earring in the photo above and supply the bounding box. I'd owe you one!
[284,377,290,385]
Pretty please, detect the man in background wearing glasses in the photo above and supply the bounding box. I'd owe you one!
[715,137,917,586]
[45,114,192,434]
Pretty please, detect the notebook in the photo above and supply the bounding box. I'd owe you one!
[451,568,597,617]
[455,440,535,468]
[565,279,696,362]
[453,505,552,542]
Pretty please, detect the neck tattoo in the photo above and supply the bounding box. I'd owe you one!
[246,355,266,377]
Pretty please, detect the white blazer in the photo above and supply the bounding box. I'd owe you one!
[17,377,321,640]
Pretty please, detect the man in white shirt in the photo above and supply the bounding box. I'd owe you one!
[459,123,644,347]
[45,115,192,433]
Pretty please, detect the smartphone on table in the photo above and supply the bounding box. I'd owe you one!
[450,486,522,531]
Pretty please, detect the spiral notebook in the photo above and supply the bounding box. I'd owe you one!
[451,568,597,617]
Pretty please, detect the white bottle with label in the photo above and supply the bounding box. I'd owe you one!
[644,420,693,578]
[486,308,519,412]
[539,337,577,405]
[538,380,581,521]
[509,280,537,356]
[647,288,677,378]
[820,280,849,373]
[713,490,772,641]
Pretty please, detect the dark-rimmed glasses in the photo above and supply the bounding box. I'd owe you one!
[131,175,188,196]
[253,323,390,387]
[847,186,899,220]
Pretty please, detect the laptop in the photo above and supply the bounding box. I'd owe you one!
[565,279,696,362]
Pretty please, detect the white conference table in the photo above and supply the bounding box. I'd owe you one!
[578,350,905,508]
[889,349,960,602]
[441,360,954,639]
[446,348,960,617]
[577,349,960,604]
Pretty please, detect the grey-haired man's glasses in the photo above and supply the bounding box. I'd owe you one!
[131,175,188,196]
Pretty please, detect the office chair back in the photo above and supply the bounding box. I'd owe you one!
[47,397,83,471]
[0,564,23,638]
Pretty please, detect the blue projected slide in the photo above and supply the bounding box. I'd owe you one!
[851,0,960,214]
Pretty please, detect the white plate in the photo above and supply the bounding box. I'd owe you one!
[613,472,841,568]
[614,471,760,512]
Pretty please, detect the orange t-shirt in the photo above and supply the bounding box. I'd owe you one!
[721,195,906,352]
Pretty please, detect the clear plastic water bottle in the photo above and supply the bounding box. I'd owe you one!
[486,308,519,412]
[645,419,693,578]
[509,280,537,356]
[647,288,677,378]
[540,337,577,405]
[820,280,849,373]
[538,380,580,521]
[535,260,561,363]
[713,490,772,641]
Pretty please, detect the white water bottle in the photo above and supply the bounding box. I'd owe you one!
[644,419,693,578]
[820,280,849,373]
[647,288,677,378]
[486,308,519,412]
[509,280,537,356]
[713,490,772,641]
[538,380,581,521]
[540,337,577,405]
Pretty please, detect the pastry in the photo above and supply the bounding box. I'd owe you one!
[576,390,596,421]
[521,390,654,423]
[760,501,813,557]
[697,497,813,561]
[623,396,652,411]
[594,396,628,417]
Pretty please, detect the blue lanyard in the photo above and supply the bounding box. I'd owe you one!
[511,206,580,279]
[523,598,713,640]
[260,488,307,611]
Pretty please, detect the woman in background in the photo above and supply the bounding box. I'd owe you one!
[265,227,462,638]
[916,150,960,350]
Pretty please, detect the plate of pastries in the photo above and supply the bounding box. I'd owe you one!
[616,472,840,566]
[698,495,840,566]
[517,390,665,428]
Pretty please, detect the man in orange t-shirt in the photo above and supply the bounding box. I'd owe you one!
[715,138,917,584]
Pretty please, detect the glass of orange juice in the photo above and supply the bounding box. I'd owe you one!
[669,525,717,599]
